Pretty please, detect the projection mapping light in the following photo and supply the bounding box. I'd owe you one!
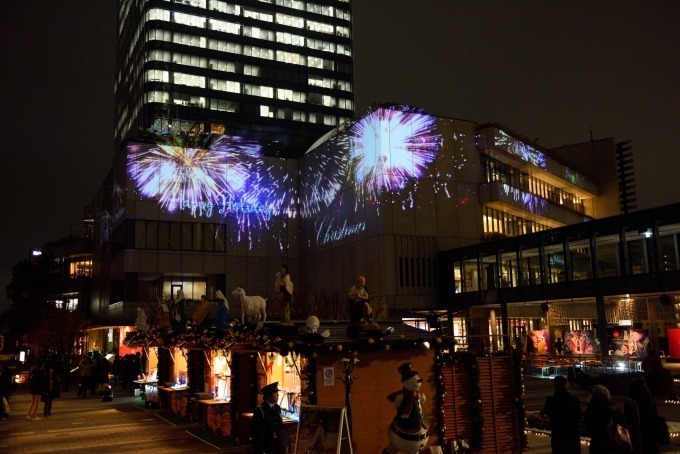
[127,133,297,249]
[347,108,441,201]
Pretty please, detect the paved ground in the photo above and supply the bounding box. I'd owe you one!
[2,373,679,453]
[0,386,249,453]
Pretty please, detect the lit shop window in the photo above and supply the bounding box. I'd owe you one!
[161,279,206,301]
[148,8,170,22]
[306,2,334,17]
[210,99,239,112]
[69,258,93,278]
[276,31,305,46]
[208,59,237,72]
[244,8,274,22]
[173,72,206,88]
[146,69,169,83]
[54,298,78,311]
[307,20,333,35]
[212,351,232,401]
[174,12,206,28]
[276,0,303,9]
[209,0,240,15]
[276,50,306,65]
[276,13,304,28]
[146,90,170,104]
[245,26,275,41]
[209,19,241,34]
[307,38,335,53]
[260,105,274,118]
[244,64,260,76]
[244,84,274,98]
[208,39,242,54]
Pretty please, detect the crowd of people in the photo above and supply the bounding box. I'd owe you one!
[542,374,667,454]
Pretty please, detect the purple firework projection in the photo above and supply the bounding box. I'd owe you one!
[348,108,441,201]
[127,143,249,214]
[127,134,298,249]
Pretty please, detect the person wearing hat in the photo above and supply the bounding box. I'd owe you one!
[252,382,289,453]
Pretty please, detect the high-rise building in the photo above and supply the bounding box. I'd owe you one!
[114,0,354,156]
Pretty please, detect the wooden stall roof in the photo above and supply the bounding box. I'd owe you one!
[123,319,452,355]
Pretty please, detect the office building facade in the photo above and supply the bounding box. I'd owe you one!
[114,0,354,156]
[90,105,621,331]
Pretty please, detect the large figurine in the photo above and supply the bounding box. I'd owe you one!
[232,287,267,324]
[193,295,212,326]
[274,265,294,325]
[156,301,172,329]
[347,276,380,336]
[135,307,149,331]
[383,362,429,454]
[215,290,230,329]
[172,289,187,329]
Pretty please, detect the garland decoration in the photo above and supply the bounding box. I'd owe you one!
[513,347,528,451]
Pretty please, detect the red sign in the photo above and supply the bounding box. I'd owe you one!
[668,329,680,359]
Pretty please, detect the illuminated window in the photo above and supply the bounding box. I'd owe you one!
[276,31,305,46]
[209,19,240,34]
[173,72,205,88]
[146,69,169,83]
[338,98,352,110]
[244,65,260,76]
[69,258,93,278]
[209,79,240,93]
[148,8,170,22]
[322,95,336,107]
[306,2,334,17]
[338,80,352,91]
[276,0,304,9]
[146,90,170,103]
[336,26,350,38]
[276,50,306,65]
[307,20,333,34]
[335,8,350,21]
[307,38,335,53]
[308,56,335,71]
[276,12,304,28]
[245,26,274,41]
[260,105,274,117]
[243,45,274,60]
[173,12,206,28]
[244,8,274,22]
[323,115,335,125]
[209,0,240,15]
[276,88,306,102]
[209,99,239,112]
[244,84,274,98]
[209,59,237,72]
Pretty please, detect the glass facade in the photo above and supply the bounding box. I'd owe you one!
[115,0,354,156]
[442,203,680,297]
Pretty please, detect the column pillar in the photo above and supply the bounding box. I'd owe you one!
[596,295,609,358]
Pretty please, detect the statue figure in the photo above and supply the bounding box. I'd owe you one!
[383,362,429,454]
[135,307,149,331]
[274,264,294,325]
[172,289,187,329]
[215,290,230,329]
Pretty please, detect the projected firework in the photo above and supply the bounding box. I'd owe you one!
[347,109,441,201]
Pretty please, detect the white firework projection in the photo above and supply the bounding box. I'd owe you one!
[348,108,441,202]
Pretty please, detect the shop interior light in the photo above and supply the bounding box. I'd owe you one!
[19,351,25,362]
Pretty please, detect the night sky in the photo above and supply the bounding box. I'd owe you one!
[0,1,678,313]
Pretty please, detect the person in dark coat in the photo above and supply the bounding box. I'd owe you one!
[584,384,627,454]
[541,375,582,453]
[0,363,13,419]
[624,378,660,454]
[252,382,288,454]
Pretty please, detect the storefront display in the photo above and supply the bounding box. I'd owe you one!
[608,327,650,357]
[563,330,595,355]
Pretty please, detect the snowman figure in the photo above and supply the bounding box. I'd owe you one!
[383,362,429,454]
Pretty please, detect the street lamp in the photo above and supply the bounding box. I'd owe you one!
[337,352,359,436]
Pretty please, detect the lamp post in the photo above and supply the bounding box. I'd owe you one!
[337,352,359,436]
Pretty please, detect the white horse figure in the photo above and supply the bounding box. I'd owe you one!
[232,287,267,324]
